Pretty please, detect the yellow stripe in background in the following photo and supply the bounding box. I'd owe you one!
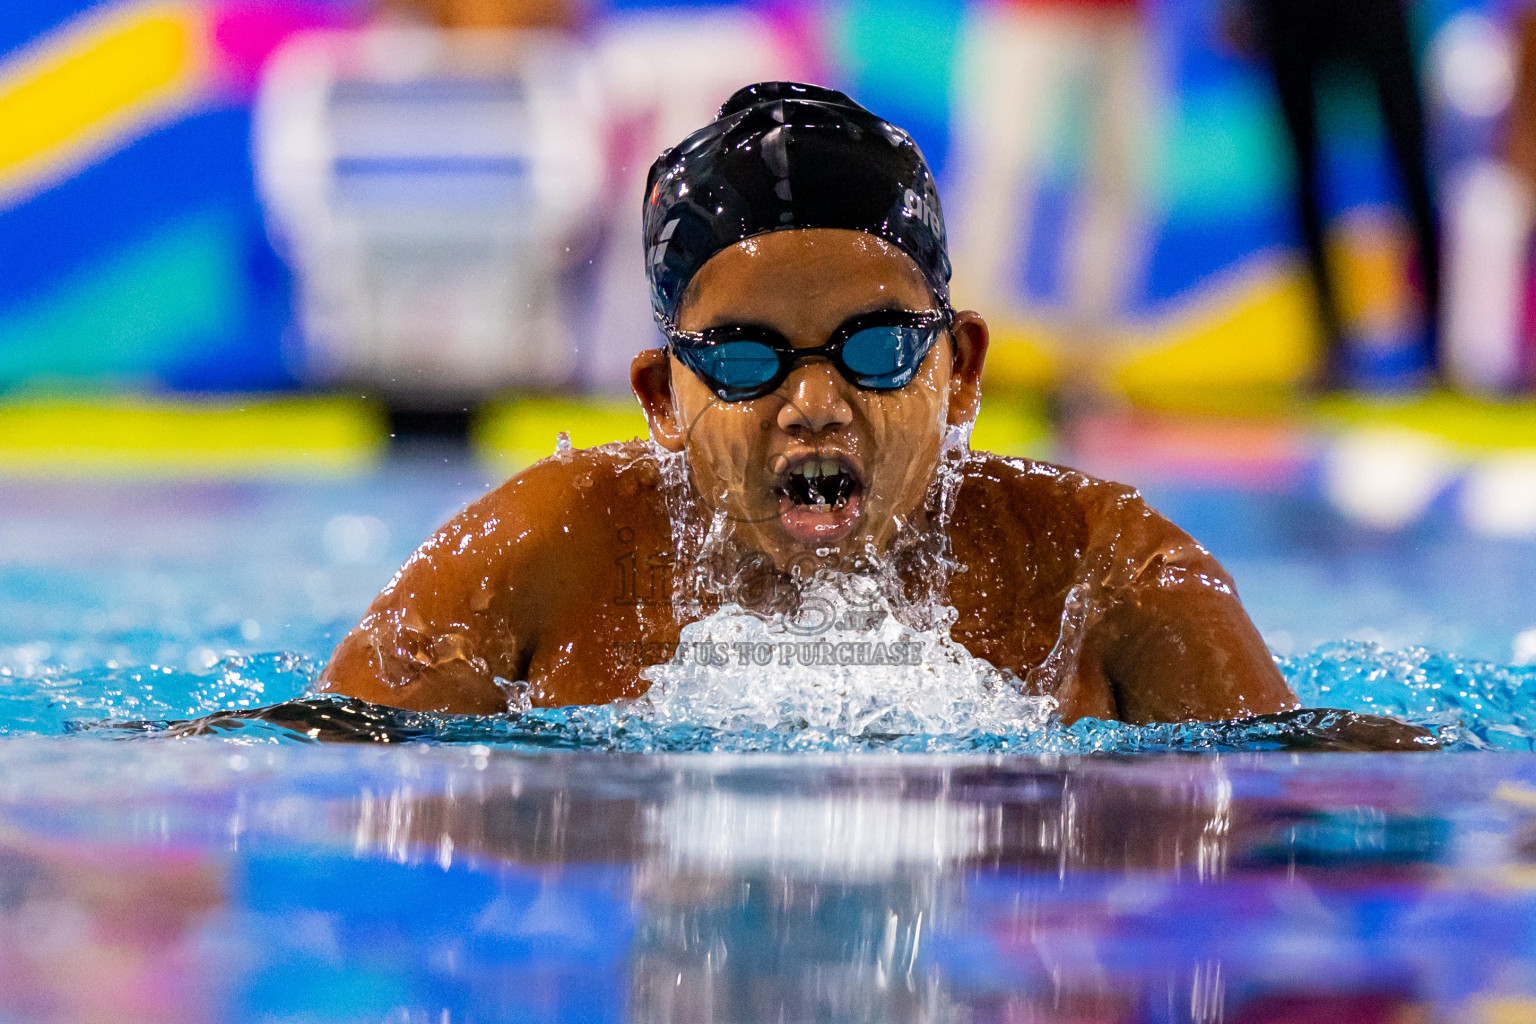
[0,2,203,207]
[0,396,387,478]
[18,389,1534,482]
[475,396,650,474]
[1317,391,1536,455]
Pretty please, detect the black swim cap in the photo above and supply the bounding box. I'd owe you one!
[643,81,951,322]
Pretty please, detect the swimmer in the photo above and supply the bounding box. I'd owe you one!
[319,82,1421,740]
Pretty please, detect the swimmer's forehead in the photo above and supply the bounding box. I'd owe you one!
[676,228,935,333]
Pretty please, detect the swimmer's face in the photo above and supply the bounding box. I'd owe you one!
[632,228,988,570]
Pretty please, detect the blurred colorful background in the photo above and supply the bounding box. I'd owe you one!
[6,0,1536,533]
[14,12,1536,1020]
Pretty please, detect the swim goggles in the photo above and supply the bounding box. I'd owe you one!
[657,306,953,403]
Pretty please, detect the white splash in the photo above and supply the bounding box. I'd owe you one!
[634,574,1055,738]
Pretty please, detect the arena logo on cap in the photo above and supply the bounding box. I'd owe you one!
[901,187,943,240]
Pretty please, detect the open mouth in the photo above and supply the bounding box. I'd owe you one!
[774,454,864,546]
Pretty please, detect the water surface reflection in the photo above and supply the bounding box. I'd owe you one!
[0,746,1530,1022]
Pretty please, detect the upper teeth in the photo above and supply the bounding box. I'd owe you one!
[795,459,842,479]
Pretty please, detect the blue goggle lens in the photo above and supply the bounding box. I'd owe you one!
[694,340,780,391]
[841,325,932,388]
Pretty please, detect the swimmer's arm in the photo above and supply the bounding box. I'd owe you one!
[1057,486,1434,747]
[319,489,535,715]
[1096,545,1437,748]
[1095,539,1298,725]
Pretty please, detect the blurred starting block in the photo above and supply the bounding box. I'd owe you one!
[254,12,810,409]
[254,25,605,406]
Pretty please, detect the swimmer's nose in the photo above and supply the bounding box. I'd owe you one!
[777,361,854,435]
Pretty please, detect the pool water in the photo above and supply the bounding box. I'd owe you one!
[4,453,1536,1020]
[5,743,1536,1021]
[3,458,1535,750]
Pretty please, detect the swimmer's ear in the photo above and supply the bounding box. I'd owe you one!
[945,310,988,427]
[631,348,687,451]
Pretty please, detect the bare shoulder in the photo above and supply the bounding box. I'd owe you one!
[954,449,1231,611]
[456,438,672,554]
[468,438,667,519]
[412,436,675,612]
[318,439,673,712]
[960,450,1146,506]
[959,453,1291,723]
[369,435,673,613]
[955,451,1171,545]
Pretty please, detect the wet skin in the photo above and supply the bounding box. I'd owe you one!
[321,230,1305,725]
